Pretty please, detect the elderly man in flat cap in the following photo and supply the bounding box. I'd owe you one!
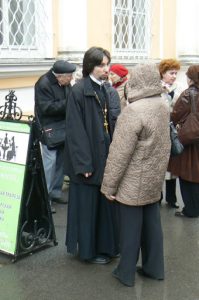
[34,60,76,213]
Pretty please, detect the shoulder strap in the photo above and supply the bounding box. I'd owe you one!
[124,82,128,101]
[190,91,198,112]
[34,109,43,133]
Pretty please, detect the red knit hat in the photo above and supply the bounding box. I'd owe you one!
[109,64,128,78]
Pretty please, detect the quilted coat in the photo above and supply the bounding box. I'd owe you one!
[101,64,171,206]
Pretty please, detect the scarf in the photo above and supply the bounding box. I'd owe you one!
[112,77,128,89]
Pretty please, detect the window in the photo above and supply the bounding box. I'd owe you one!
[113,0,151,59]
[0,0,53,59]
[8,0,35,47]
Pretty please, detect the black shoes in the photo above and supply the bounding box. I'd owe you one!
[167,202,179,209]
[86,256,111,264]
[50,205,56,214]
[110,253,120,259]
[174,210,199,218]
[112,269,134,287]
[51,197,68,204]
[175,211,185,217]
[136,266,151,278]
[136,266,164,280]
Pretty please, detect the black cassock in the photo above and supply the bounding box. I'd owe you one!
[64,77,120,260]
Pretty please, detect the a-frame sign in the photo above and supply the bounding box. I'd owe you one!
[0,119,57,261]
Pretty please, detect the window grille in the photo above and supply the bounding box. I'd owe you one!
[0,0,52,59]
[112,0,151,61]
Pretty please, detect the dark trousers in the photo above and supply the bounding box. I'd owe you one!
[179,178,199,217]
[165,179,177,204]
[114,202,164,286]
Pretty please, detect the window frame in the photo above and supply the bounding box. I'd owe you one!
[0,0,53,59]
[112,0,151,59]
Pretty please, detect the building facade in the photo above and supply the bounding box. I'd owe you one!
[0,0,198,114]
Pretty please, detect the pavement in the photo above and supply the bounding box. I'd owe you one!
[0,182,199,300]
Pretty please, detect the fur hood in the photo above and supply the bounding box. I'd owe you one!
[127,64,163,103]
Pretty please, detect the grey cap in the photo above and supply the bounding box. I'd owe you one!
[52,60,76,74]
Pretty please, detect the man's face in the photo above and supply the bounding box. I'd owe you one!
[55,73,73,86]
[91,55,110,81]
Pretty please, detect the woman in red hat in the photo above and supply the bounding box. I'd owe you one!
[109,64,129,110]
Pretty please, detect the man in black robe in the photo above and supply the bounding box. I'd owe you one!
[64,47,120,264]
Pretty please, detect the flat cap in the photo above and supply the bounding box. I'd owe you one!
[52,60,76,74]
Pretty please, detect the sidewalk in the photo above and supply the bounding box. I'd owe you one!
[0,185,199,300]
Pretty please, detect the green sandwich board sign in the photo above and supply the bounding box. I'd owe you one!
[0,120,56,259]
[0,121,30,254]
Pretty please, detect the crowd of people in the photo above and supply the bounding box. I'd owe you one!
[34,46,199,287]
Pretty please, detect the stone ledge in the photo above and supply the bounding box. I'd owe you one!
[0,60,55,79]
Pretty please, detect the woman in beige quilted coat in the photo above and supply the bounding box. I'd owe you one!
[101,64,171,287]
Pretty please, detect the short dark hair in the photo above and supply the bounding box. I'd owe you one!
[82,46,111,77]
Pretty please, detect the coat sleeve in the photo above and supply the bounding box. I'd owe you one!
[104,84,121,137]
[65,89,94,175]
[35,81,66,117]
[108,87,121,120]
[171,90,191,125]
[101,106,142,196]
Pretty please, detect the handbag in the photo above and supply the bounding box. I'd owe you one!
[42,120,66,150]
[170,121,184,156]
[177,92,199,145]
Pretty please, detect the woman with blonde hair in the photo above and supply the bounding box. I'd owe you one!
[159,58,181,208]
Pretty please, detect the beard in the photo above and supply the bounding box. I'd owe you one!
[99,73,108,81]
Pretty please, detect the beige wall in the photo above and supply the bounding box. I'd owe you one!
[1,0,181,91]
[151,0,177,60]
[52,0,59,57]
[162,0,177,58]
[0,76,40,89]
[150,0,161,59]
[86,0,178,60]
[87,0,112,51]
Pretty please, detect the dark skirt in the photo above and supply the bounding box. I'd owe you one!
[65,182,119,260]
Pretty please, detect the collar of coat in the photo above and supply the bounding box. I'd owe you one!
[82,76,108,97]
[161,80,177,94]
[89,74,104,86]
[46,69,59,85]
